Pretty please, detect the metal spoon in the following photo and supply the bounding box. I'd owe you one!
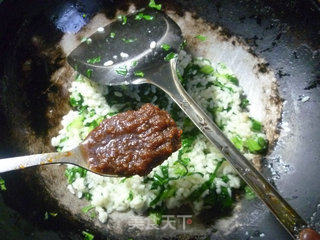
[0,8,318,240]
[66,9,319,240]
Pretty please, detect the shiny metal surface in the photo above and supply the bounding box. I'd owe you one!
[0,148,118,177]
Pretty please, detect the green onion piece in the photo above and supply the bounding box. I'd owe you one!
[115,66,128,76]
[86,56,101,64]
[127,191,134,201]
[244,185,256,200]
[65,167,87,184]
[131,60,138,67]
[231,135,243,151]
[117,15,127,25]
[81,37,92,44]
[49,212,58,217]
[107,112,118,117]
[180,39,187,50]
[161,43,171,51]
[135,13,144,20]
[250,118,262,132]
[110,32,115,38]
[82,205,95,213]
[149,0,162,10]
[148,208,163,225]
[135,13,154,20]
[244,138,261,153]
[245,137,268,153]
[164,52,177,61]
[83,192,92,201]
[134,71,145,77]
[195,35,207,41]
[225,74,239,86]
[122,38,137,43]
[0,177,6,191]
[199,65,214,74]
[240,98,250,109]
[143,14,154,20]
[82,231,94,240]
[86,69,93,78]
[45,211,58,219]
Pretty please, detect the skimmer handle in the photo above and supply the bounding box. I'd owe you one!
[148,60,312,239]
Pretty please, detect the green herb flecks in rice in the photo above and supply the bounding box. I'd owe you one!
[51,50,268,223]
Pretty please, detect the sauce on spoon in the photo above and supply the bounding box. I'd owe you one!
[80,103,182,176]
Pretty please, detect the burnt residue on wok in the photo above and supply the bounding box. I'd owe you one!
[0,0,319,239]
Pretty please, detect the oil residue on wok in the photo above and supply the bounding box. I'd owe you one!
[80,103,182,176]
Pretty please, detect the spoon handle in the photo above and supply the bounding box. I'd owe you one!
[0,150,75,173]
[150,61,309,238]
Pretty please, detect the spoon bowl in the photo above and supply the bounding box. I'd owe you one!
[67,9,182,86]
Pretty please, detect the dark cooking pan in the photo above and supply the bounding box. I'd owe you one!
[0,0,319,239]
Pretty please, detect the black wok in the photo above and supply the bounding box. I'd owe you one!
[0,0,319,239]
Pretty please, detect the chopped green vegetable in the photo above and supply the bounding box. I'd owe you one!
[82,205,95,213]
[231,135,243,151]
[131,60,138,67]
[244,185,256,200]
[195,35,207,41]
[44,211,58,220]
[117,15,127,25]
[149,0,162,10]
[67,115,84,131]
[85,116,105,130]
[161,43,171,51]
[0,177,6,191]
[110,32,115,38]
[128,191,134,201]
[83,192,92,201]
[86,56,101,64]
[86,69,93,78]
[65,167,87,184]
[225,74,239,86]
[69,92,85,112]
[244,137,268,153]
[200,65,214,75]
[134,71,145,77]
[250,118,262,132]
[115,66,128,76]
[82,231,94,240]
[81,37,92,44]
[148,207,164,225]
[164,52,177,61]
[122,38,137,43]
[240,97,249,109]
[180,39,187,50]
[188,160,224,201]
[135,13,154,21]
[107,112,118,117]
[90,211,97,219]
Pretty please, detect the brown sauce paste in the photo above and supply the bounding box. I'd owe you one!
[80,103,182,176]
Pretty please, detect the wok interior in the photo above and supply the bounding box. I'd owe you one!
[0,0,288,239]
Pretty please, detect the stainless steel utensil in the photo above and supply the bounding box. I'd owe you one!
[0,147,117,177]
